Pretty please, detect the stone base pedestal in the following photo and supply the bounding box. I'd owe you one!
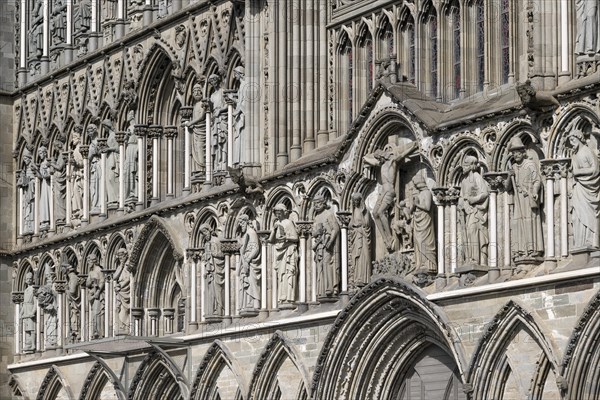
[204,316,223,324]
[239,308,260,317]
[278,302,296,310]
[456,264,488,287]
[295,302,308,313]
[258,309,269,321]
[571,247,599,266]
[317,295,338,303]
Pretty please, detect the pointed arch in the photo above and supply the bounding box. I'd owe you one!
[302,182,339,220]
[438,136,487,187]
[263,186,298,229]
[15,258,36,290]
[561,289,600,400]
[468,300,563,400]
[137,44,176,125]
[9,374,27,399]
[128,350,188,400]
[79,361,124,400]
[547,104,600,158]
[81,241,103,274]
[248,331,311,400]
[492,120,542,172]
[129,215,184,268]
[190,340,248,400]
[312,278,468,400]
[190,207,221,248]
[36,365,74,400]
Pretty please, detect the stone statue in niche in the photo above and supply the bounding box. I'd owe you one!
[231,66,246,166]
[35,146,52,231]
[62,260,80,342]
[268,203,299,305]
[410,171,436,274]
[569,129,600,249]
[51,0,67,45]
[207,74,228,171]
[51,136,67,225]
[391,200,413,251]
[363,142,417,252]
[18,148,35,235]
[85,254,105,338]
[575,0,599,55]
[29,0,43,58]
[186,83,206,174]
[88,124,101,215]
[458,155,490,266]
[237,215,261,312]
[113,248,131,333]
[37,267,58,348]
[103,119,119,208]
[69,129,84,223]
[158,0,170,18]
[200,224,225,319]
[312,192,340,300]
[101,0,117,21]
[504,137,544,262]
[74,0,92,32]
[20,271,36,352]
[349,193,372,287]
[124,110,138,201]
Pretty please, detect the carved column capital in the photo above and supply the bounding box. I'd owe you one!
[147,308,161,319]
[97,138,108,153]
[257,230,271,245]
[131,308,144,319]
[179,107,193,123]
[12,291,24,304]
[102,269,116,282]
[221,239,241,255]
[336,211,352,228]
[79,145,90,158]
[78,274,88,286]
[445,186,461,205]
[186,248,202,262]
[296,221,313,237]
[483,172,509,192]
[148,125,164,139]
[53,280,67,293]
[431,187,449,206]
[134,124,149,137]
[164,126,178,139]
[116,131,127,145]
[540,158,571,179]
[163,308,175,319]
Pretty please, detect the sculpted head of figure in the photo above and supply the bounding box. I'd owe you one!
[508,136,527,164]
[87,254,98,267]
[22,147,33,166]
[72,128,82,146]
[351,192,363,208]
[569,129,586,150]
[127,109,135,123]
[208,74,221,88]
[117,248,128,264]
[44,266,54,284]
[412,170,428,190]
[234,66,245,81]
[25,271,33,286]
[238,214,250,233]
[199,223,213,240]
[312,192,328,212]
[192,83,203,100]
[37,146,48,160]
[462,155,478,174]
[273,203,288,221]
[87,124,98,139]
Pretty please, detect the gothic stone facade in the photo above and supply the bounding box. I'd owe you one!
[3,0,600,399]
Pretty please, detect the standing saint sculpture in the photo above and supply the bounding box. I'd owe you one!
[186,83,206,174]
[70,129,84,222]
[575,0,599,55]
[20,272,36,352]
[504,137,544,261]
[312,193,340,299]
[268,203,299,305]
[569,129,600,249]
[113,248,132,333]
[18,148,35,235]
[51,137,67,225]
[458,155,489,266]
[363,142,417,252]
[208,74,228,171]
[63,260,80,342]
[36,146,52,231]
[410,172,436,274]
[85,254,105,339]
[238,215,261,312]
[200,224,225,319]
[349,193,372,287]
[88,124,101,214]
[38,267,58,348]
[103,119,120,208]
[124,110,138,201]
[231,66,246,166]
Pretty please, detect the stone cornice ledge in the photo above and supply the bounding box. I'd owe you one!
[427,266,600,302]
[8,352,89,371]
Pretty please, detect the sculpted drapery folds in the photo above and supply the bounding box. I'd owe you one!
[51,0,67,45]
[458,156,490,266]
[51,136,67,225]
[208,74,228,171]
[86,254,105,338]
[363,142,417,252]
[349,193,372,287]
[70,129,84,222]
[29,0,43,58]
[113,248,131,332]
[20,272,36,352]
[38,267,58,348]
[187,83,206,173]
[18,148,35,235]
[569,129,600,249]
[312,193,340,299]
[200,224,225,318]
[87,124,101,214]
[231,66,247,166]
[410,172,436,274]
[124,110,138,200]
[63,261,80,342]
[74,0,92,32]
[575,0,599,55]
[268,203,299,305]
[36,146,52,231]
[504,137,544,261]
[103,119,120,207]
[238,215,261,311]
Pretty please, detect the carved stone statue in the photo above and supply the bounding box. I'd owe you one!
[208,74,227,171]
[200,224,225,319]
[38,267,58,348]
[70,129,84,223]
[20,272,36,352]
[63,261,80,342]
[51,0,67,45]
[363,142,417,252]
[36,146,52,231]
[85,254,105,338]
[103,119,119,207]
[575,0,599,55]
[268,203,299,305]
[410,172,436,274]
[231,66,246,166]
[349,193,372,287]
[18,148,35,235]
[312,193,340,299]
[74,0,92,33]
[29,0,43,58]
[458,156,490,266]
[237,215,261,311]
[51,137,67,225]
[101,0,117,21]
[392,200,412,251]
[187,83,206,173]
[124,110,138,200]
[504,137,544,261]
[113,248,131,333]
[88,124,101,214]
[569,129,600,249]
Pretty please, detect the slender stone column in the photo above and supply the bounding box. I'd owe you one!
[12,292,24,353]
[80,146,90,225]
[227,101,234,168]
[18,184,24,237]
[34,178,40,236]
[116,132,126,212]
[164,127,178,198]
[148,308,160,336]
[432,188,447,276]
[97,138,108,219]
[220,239,240,320]
[78,275,87,341]
[41,0,49,73]
[446,188,460,274]
[180,107,193,195]
[64,155,72,227]
[296,222,312,304]
[131,308,144,336]
[134,125,148,211]
[557,160,570,257]
[186,250,199,330]
[484,173,507,281]
[53,281,66,348]
[257,231,270,316]
[199,250,206,323]
[290,0,302,162]
[102,270,115,337]
[163,308,175,334]
[205,112,212,186]
[34,286,41,351]
[148,126,163,206]
[336,212,351,296]
[49,175,55,232]
[541,160,557,268]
